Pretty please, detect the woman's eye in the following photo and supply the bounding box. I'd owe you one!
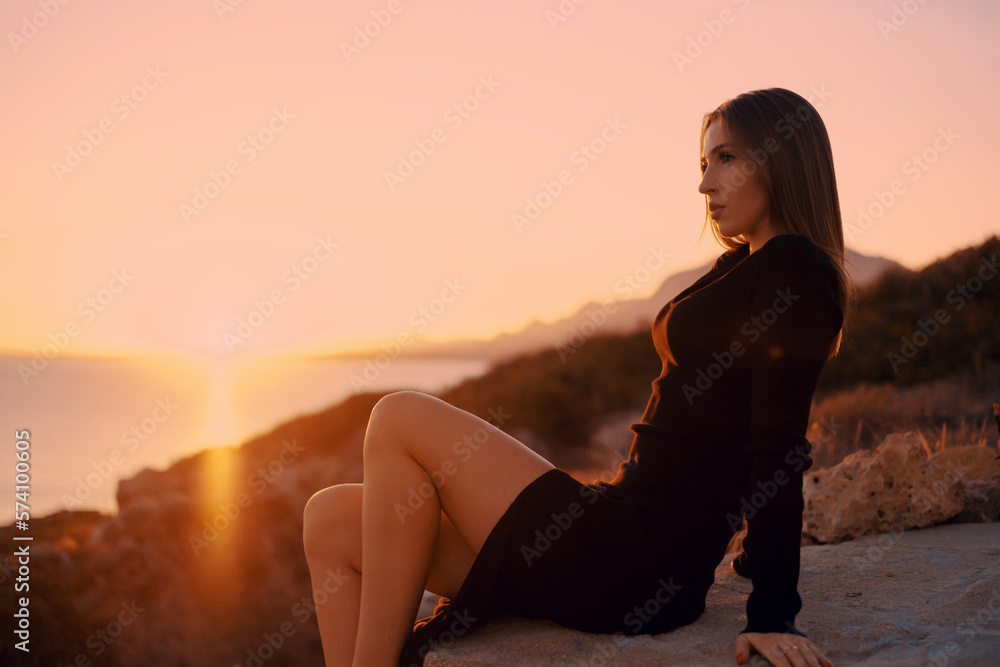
[701,152,735,172]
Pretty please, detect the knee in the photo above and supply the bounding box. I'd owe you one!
[366,390,433,454]
[302,484,360,559]
[370,390,431,424]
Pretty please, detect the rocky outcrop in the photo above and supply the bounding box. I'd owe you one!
[934,444,1000,523]
[425,523,1000,666]
[802,432,1000,544]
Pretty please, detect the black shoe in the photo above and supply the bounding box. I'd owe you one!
[731,551,752,578]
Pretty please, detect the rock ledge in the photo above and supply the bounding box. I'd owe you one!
[425,522,1000,666]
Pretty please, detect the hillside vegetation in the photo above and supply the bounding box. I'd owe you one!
[441,235,1000,461]
[820,235,999,388]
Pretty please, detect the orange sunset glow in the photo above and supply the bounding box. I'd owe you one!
[2,0,998,518]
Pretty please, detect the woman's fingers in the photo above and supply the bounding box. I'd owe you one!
[735,632,833,667]
[734,633,752,663]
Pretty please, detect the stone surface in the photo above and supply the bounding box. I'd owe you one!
[424,522,1000,666]
[802,432,975,544]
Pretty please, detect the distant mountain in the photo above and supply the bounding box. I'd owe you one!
[342,245,901,363]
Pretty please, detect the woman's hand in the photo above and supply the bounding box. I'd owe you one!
[734,632,833,667]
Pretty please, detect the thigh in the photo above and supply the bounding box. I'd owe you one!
[494,479,679,633]
[303,483,478,598]
[367,391,555,554]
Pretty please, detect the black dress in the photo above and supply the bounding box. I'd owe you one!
[400,234,844,666]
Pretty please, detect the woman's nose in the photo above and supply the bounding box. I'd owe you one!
[698,170,714,195]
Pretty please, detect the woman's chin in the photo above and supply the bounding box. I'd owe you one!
[716,225,743,240]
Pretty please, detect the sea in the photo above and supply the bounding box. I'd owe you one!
[0,354,489,519]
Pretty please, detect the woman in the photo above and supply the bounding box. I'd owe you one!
[303,87,847,667]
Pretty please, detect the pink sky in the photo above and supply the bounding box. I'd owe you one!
[2,0,998,359]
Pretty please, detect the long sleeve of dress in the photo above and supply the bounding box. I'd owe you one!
[739,238,843,636]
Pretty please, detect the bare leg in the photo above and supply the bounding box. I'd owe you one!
[303,484,476,666]
[353,391,553,666]
[303,485,364,666]
[355,447,440,665]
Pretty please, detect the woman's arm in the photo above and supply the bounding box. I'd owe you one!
[739,237,843,636]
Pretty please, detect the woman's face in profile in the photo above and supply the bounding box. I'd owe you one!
[698,120,772,249]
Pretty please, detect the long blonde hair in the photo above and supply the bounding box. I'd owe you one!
[700,87,851,356]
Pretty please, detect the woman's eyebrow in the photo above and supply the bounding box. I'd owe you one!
[703,142,735,158]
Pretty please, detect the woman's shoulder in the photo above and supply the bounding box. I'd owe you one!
[708,234,841,300]
[749,234,842,307]
[713,234,827,266]
[752,234,837,279]
[756,233,829,260]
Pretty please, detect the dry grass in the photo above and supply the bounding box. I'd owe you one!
[806,375,1000,469]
